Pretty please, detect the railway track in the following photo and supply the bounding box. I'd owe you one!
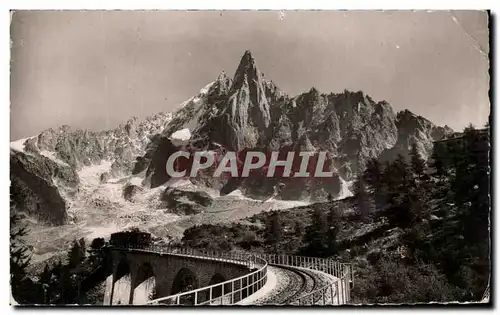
[112,246,351,306]
[249,264,320,305]
[280,266,317,305]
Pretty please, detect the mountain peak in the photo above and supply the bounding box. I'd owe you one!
[231,50,261,91]
[397,109,428,122]
[215,70,231,84]
[242,49,254,61]
[309,87,320,95]
[212,70,232,94]
[223,50,272,149]
[217,70,227,79]
[236,50,257,72]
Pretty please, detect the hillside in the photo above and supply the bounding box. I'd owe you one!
[11,50,454,262]
[177,127,490,303]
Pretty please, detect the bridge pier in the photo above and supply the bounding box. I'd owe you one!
[103,274,113,305]
[128,267,136,305]
[111,274,132,305]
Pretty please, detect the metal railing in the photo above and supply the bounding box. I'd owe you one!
[147,255,267,306]
[253,253,353,305]
[112,245,268,305]
[112,245,352,306]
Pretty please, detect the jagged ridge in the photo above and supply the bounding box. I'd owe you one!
[10,50,454,226]
[138,51,453,201]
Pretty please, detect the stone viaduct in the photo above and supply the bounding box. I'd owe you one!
[103,247,251,305]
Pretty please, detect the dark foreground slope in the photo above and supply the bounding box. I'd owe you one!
[178,126,490,304]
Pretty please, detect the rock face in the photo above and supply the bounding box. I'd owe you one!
[137,51,452,201]
[222,50,272,150]
[10,149,79,225]
[33,113,172,172]
[123,184,144,202]
[379,110,454,162]
[10,112,173,225]
[10,50,453,225]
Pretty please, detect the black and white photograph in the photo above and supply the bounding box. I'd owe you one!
[9,9,491,306]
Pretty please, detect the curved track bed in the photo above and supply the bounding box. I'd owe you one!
[249,264,323,305]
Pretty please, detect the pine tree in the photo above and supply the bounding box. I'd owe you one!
[40,264,51,284]
[393,154,411,185]
[51,260,64,279]
[410,143,426,179]
[90,237,105,251]
[67,240,83,269]
[408,182,430,224]
[58,265,77,304]
[78,238,86,262]
[382,160,396,189]
[39,264,52,304]
[10,208,33,304]
[88,237,106,266]
[10,211,30,273]
[326,203,340,256]
[264,211,283,253]
[354,173,375,222]
[304,208,329,257]
[453,125,489,244]
[293,221,304,237]
[364,158,384,189]
[407,143,432,227]
[366,159,389,209]
[383,156,414,228]
[430,146,447,178]
[382,158,406,201]
[424,124,490,300]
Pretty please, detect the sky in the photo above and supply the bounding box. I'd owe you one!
[10,10,490,140]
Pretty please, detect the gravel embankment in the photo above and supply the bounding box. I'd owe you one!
[251,265,326,305]
[251,266,302,305]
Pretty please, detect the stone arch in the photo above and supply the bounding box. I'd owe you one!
[115,259,131,282]
[170,267,199,305]
[136,262,155,285]
[171,267,199,295]
[208,273,227,299]
[132,262,156,304]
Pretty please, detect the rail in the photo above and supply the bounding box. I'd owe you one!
[253,253,353,305]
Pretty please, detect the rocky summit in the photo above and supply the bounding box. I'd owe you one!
[136,51,453,201]
[10,50,453,229]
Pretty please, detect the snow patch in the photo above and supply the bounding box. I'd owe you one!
[177,96,196,109]
[219,189,311,208]
[225,189,252,200]
[78,161,113,189]
[10,137,31,152]
[170,128,192,147]
[129,176,143,187]
[171,128,191,141]
[166,178,192,188]
[266,199,311,210]
[199,80,216,95]
[40,150,69,167]
[177,81,215,110]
